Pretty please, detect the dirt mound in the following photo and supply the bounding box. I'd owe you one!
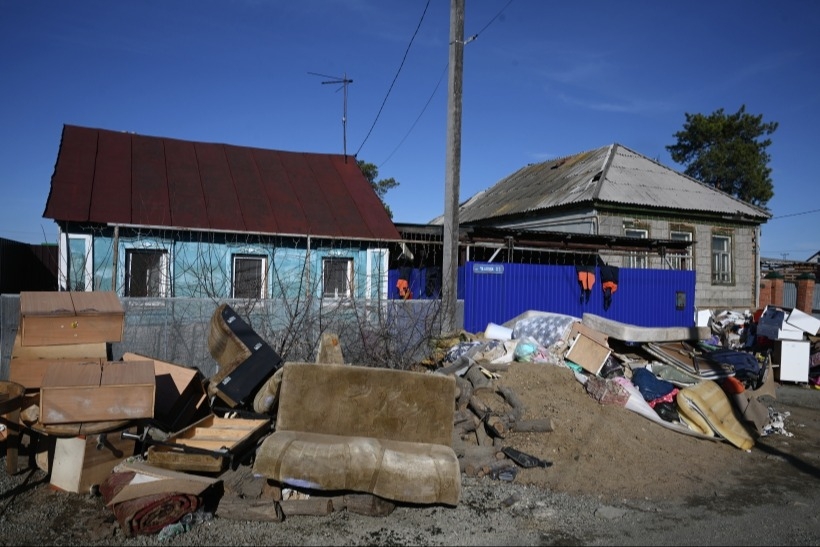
[478,362,775,502]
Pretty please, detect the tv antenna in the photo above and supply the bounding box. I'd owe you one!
[309,71,353,158]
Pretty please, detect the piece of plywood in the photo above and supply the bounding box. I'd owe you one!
[10,357,104,391]
[122,352,208,432]
[49,431,136,493]
[19,291,124,346]
[11,331,108,360]
[565,332,611,375]
[40,360,155,424]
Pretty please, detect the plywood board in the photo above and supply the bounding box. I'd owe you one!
[122,352,208,432]
[49,432,136,494]
[40,360,155,424]
[565,333,611,375]
[11,332,108,360]
[10,357,104,391]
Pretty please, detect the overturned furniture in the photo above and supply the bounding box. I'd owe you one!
[207,303,283,408]
[253,362,462,506]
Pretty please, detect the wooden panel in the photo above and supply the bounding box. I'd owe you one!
[10,357,103,390]
[11,331,107,360]
[122,352,208,432]
[40,361,155,424]
[565,333,611,375]
[49,432,136,494]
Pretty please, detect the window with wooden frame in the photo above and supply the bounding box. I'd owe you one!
[232,255,267,299]
[624,227,648,269]
[125,249,169,297]
[323,257,353,298]
[669,229,694,270]
[711,233,733,284]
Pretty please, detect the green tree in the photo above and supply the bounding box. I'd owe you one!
[357,160,399,219]
[666,104,777,207]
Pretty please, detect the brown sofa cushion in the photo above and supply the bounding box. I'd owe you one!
[253,362,461,506]
[274,362,457,447]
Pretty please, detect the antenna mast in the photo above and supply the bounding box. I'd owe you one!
[309,71,354,158]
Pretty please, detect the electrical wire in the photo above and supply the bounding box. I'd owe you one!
[357,0,516,164]
[770,208,820,220]
[355,0,432,158]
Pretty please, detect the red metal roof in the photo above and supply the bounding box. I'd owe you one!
[43,124,402,241]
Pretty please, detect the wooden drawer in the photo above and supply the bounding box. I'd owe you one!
[19,291,124,346]
[147,414,271,473]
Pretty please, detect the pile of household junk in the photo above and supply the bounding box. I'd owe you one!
[439,307,819,451]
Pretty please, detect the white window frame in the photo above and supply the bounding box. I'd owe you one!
[712,234,733,284]
[322,257,353,298]
[125,248,169,297]
[232,254,267,299]
[669,230,693,270]
[60,233,93,291]
[624,228,648,269]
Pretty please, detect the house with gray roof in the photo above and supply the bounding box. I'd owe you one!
[443,143,772,310]
[42,124,402,301]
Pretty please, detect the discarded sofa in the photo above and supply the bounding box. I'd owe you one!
[253,362,462,506]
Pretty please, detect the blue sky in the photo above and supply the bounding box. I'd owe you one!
[1,0,818,260]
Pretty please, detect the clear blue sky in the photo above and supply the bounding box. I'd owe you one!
[1,0,818,260]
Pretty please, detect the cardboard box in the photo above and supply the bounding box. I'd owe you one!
[19,291,125,346]
[49,430,136,493]
[40,360,155,424]
[785,308,820,336]
[122,352,209,432]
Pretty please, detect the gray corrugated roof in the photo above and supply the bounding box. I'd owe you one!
[456,144,771,224]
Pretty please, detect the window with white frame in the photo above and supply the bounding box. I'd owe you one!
[323,257,353,298]
[125,249,168,297]
[624,228,648,269]
[232,255,267,299]
[712,234,732,284]
[669,230,693,270]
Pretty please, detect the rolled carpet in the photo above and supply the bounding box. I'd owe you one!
[99,471,201,537]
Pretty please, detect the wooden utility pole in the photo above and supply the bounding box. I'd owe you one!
[442,0,464,335]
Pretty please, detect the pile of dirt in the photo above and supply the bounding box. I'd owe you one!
[475,361,778,502]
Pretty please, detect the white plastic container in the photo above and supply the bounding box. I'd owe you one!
[484,322,513,340]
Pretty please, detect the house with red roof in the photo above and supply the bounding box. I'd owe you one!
[43,124,402,300]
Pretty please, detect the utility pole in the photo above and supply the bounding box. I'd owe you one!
[309,71,353,159]
[442,0,464,335]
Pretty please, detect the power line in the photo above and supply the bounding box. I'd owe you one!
[367,0,516,166]
[355,0,432,157]
[770,208,820,219]
[379,62,448,169]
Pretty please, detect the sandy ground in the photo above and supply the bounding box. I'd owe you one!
[1,360,819,546]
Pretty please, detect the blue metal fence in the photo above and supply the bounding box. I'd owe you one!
[389,262,696,333]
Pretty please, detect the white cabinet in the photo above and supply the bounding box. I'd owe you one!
[773,340,810,383]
